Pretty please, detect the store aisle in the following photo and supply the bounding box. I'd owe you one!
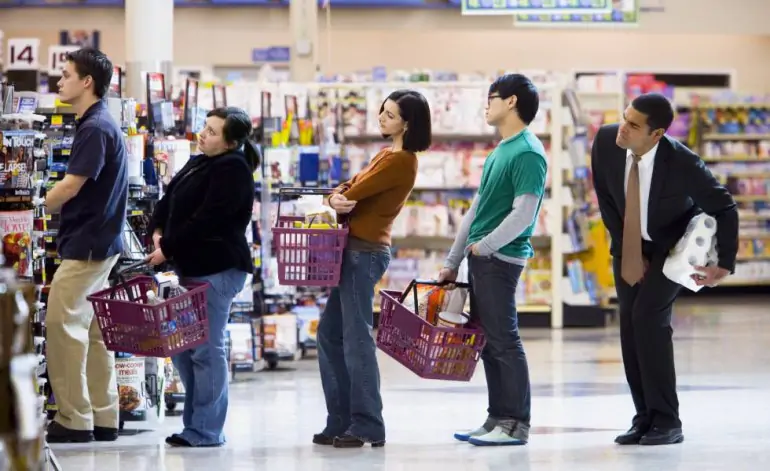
[51,296,770,471]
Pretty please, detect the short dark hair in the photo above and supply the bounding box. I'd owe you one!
[489,74,540,124]
[631,93,674,133]
[379,89,432,152]
[207,106,261,171]
[65,48,113,99]
[489,74,539,124]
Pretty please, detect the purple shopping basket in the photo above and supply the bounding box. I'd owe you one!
[271,187,348,287]
[87,276,209,357]
[376,283,486,382]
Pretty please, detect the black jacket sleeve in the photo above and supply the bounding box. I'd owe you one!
[149,194,170,234]
[591,127,623,243]
[159,159,254,259]
[684,154,739,272]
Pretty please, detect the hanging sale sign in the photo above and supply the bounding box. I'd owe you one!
[5,38,40,71]
[461,0,612,15]
[47,45,79,76]
[514,0,640,27]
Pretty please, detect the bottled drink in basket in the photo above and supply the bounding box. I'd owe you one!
[167,279,197,329]
[146,291,163,306]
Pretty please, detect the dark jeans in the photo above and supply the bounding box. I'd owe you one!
[468,254,531,424]
[317,248,391,442]
[613,243,682,430]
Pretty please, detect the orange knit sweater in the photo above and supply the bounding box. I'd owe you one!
[334,149,418,246]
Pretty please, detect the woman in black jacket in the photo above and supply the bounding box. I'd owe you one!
[146,107,258,448]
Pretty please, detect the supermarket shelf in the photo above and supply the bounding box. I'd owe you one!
[344,133,551,143]
[734,195,769,203]
[703,156,770,162]
[391,235,551,251]
[518,304,551,313]
[519,303,615,328]
[703,134,770,141]
[720,172,770,179]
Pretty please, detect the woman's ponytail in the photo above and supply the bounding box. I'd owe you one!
[243,139,261,172]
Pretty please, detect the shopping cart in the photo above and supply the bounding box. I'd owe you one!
[271,187,348,287]
[376,280,486,382]
[87,260,210,357]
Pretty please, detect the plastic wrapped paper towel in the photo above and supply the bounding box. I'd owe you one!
[662,213,719,292]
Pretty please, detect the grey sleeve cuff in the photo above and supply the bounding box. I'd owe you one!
[444,195,480,270]
[475,194,540,256]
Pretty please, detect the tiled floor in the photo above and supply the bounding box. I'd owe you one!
[51,296,770,470]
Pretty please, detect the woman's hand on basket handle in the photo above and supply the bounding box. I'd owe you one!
[437,267,458,290]
[146,248,167,266]
[329,193,357,214]
[152,229,163,251]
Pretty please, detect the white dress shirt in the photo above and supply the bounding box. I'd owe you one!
[624,143,658,241]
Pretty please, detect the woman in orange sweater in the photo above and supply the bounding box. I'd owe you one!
[314,90,432,449]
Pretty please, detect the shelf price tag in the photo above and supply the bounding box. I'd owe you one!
[48,45,79,76]
[6,38,41,71]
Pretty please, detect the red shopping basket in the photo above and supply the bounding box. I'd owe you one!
[271,187,348,287]
[87,263,209,357]
[376,280,486,382]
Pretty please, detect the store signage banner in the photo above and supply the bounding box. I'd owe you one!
[461,0,612,16]
[513,0,639,27]
[5,38,40,72]
[252,47,290,64]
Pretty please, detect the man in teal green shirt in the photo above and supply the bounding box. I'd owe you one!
[438,74,548,447]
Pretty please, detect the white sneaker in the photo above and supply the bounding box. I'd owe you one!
[453,417,497,442]
[467,421,529,446]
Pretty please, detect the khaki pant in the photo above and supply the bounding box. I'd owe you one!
[46,255,120,431]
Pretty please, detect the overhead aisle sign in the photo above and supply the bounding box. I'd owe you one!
[514,0,640,27]
[461,0,613,16]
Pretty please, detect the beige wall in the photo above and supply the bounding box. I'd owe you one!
[2,0,770,91]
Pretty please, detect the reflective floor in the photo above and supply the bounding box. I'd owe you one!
[51,296,770,471]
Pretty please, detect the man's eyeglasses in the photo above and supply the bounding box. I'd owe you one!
[487,94,502,104]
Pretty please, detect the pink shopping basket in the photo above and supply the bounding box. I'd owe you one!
[87,275,209,357]
[376,280,486,382]
[271,187,348,287]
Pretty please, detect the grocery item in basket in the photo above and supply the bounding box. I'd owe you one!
[442,258,469,316]
[437,311,469,328]
[153,271,180,299]
[401,284,447,325]
[294,195,338,228]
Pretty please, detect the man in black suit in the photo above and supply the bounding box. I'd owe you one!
[591,93,738,446]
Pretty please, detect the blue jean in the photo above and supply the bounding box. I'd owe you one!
[317,248,391,442]
[468,254,531,424]
[172,268,247,446]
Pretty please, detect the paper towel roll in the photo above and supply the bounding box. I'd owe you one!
[663,213,719,292]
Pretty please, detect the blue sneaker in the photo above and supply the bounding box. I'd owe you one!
[453,417,497,442]
[468,421,529,446]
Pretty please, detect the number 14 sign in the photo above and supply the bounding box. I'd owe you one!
[6,38,41,71]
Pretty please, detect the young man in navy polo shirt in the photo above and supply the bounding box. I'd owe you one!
[438,74,548,446]
[44,48,128,443]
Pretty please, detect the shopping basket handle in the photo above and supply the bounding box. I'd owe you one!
[107,259,151,301]
[116,259,150,275]
[399,279,471,305]
[276,186,337,219]
[414,279,471,289]
[278,187,336,196]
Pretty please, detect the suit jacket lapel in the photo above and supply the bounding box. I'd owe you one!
[647,138,671,227]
